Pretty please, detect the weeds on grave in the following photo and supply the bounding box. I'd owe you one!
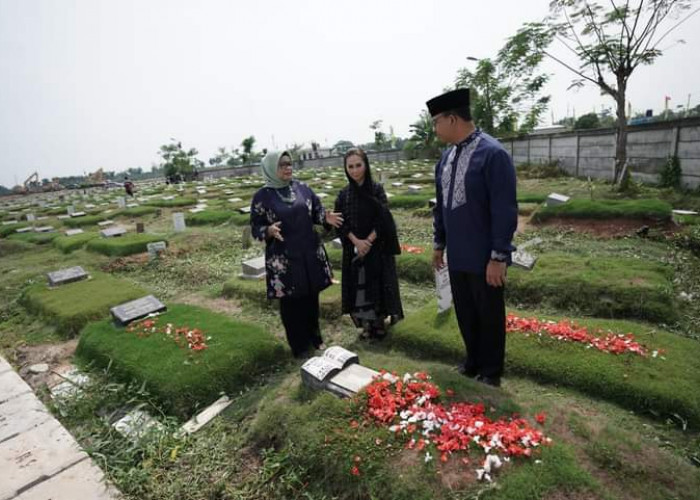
[659,155,683,190]
[516,161,565,179]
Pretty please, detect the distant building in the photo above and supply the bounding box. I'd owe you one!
[298,142,333,160]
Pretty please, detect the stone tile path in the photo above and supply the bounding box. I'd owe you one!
[0,355,119,500]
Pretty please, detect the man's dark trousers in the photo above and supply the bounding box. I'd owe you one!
[449,270,506,379]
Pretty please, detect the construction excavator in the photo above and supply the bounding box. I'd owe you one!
[12,172,63,194]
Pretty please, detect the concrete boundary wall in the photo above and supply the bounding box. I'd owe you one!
[501,117,700,188]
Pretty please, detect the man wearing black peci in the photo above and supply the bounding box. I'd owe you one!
[427,88,518,387]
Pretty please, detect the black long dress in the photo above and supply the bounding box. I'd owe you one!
[334,181,403,335]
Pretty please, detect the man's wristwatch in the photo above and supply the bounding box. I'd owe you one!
[490,250,508,262]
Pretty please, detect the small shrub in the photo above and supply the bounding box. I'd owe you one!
[516,160,565,179]
[672,225,700,258]
[659,155,682,190]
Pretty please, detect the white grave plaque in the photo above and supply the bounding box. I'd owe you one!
[435,266,452,313]
[173,212,186,232]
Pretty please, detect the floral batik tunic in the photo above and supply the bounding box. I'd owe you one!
[250,181,333,299]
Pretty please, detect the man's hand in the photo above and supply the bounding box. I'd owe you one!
[486,260,507,287]
[433,249,445,270]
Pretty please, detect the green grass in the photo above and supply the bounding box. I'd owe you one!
[76,303,287,417]
[388,194,433,209]
[508,252,676,323]
[21,270,147,337]
[244,353,601,500]
[326,247,433,284]
[62,214,109,227]
[0,239,34,256]
[145,197,196,208]
[222,273,343,319]
[116,206,159,217]
[7,231,59,245]
[87,233,168,256]
[53,232,99,253]
[390,304,700,428]
[185,209,234,226]
[533,199,672,222]
[0,223,29,237]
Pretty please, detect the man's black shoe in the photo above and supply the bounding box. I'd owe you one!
[457,362,478,378]
[476,375,501,387]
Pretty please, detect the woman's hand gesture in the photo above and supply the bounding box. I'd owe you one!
[325,211,344,228]
[355,239,372,257]
[267,221,284,241]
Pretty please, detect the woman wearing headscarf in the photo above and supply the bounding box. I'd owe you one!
[250,151,343,358]
[334,148,403,340]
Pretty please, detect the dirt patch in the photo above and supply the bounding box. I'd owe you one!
[175,292,242,316]
[15,339,78,389]
[392,448,481,489]
[517,215,531,234]
[100,253,150,272]
[544,490,603,500]
[534,217,678,238]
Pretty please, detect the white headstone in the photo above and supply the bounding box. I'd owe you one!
[241,256,266,279]
[117,197,126,208]
[65,228,84,236]
[546,193,570,207]
[173,212,186,232]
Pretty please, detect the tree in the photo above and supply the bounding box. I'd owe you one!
[209,147,230,166]
[455,42,550,136]
[332,140,354,155]
[158,139,203,181]
[404,110,444,159]
[370,120,388,150]
[240,136,257,164]
[507,0,699,183]
[575,112,601,129]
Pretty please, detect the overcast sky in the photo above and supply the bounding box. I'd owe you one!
[1,0,699,187]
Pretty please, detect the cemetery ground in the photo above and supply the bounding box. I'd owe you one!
[1,164,700,499]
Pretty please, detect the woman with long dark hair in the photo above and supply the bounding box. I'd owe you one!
[250,150,343,358]
[334,148,403,339]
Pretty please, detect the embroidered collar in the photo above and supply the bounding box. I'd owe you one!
[455,128,482,149]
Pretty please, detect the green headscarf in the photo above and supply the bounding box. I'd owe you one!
[261,150,292,189]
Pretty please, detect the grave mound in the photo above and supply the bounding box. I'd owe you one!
[76,304,286,417]
[390,304,700,428]
[533,198,672,222]
[21,270,147,337]
[53,232,99,253]
[248,353,597,499]
[87,233,168,256]
[222,273,342,319]
[507,252,676,323]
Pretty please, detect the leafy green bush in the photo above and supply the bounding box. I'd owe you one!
[533,199,672,222]
[53,232,99,253]
[659,155,682,190]
[76,304,286,417]
[516,161,565,179]
[21,271,147,337]
[391,305,700,428]
[508,252,676,323]
[672,225,700,258]
[87,233,168,256]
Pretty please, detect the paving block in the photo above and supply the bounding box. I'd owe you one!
[0,370,32,405]
[0,392,52,443]
[0,419,87,500]
[15,458,120,500]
